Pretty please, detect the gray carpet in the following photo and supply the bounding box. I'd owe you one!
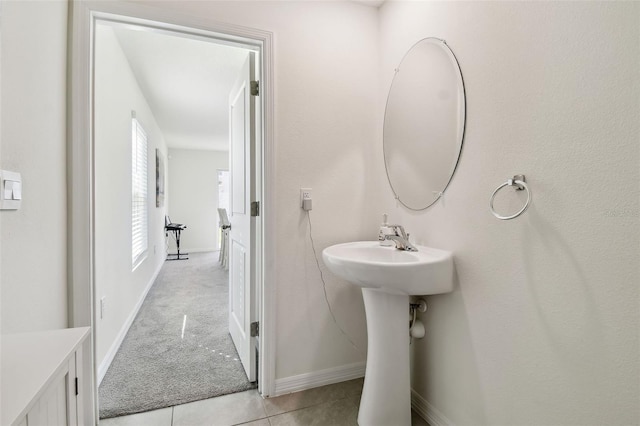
[99,252,256,419]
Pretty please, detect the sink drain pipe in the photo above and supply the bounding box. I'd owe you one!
[409,299,427,340]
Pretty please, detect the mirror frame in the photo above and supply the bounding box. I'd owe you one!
[383,37,467,211]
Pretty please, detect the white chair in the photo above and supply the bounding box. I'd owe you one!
[217,208,231,269]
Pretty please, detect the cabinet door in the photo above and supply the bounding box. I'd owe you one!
[25,351,80,426]
[26,373,68,426]
[66,353,78,426]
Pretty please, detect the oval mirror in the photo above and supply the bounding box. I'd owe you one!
[383,38,466,210]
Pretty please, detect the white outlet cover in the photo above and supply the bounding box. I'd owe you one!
[300,188,312,207]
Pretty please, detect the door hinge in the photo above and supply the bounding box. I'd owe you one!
[75,377,79,396]
[250,321,259,337]
[250,80,259,96]
[251,201,260,217]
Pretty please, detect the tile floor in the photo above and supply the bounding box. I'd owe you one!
[100,378,430,426]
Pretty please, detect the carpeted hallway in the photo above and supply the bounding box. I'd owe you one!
[99,252,256,419]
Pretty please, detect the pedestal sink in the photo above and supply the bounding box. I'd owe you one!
[322,241,454,426]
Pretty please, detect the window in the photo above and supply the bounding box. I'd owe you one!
[132,116,148,269]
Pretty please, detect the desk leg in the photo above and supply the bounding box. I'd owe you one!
[167,229,189,261]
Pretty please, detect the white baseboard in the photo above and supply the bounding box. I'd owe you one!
[97,260,164,385]
[411,389,454,426]
[273,362,366,396]
[179,247,217,254]
[274,367,452,425]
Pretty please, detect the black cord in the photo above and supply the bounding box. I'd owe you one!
[307,211,360,353]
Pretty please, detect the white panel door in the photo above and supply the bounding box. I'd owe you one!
[228,51,257,382]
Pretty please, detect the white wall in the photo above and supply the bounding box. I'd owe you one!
[167,149,228,253]
[94,24,169,369]
[378,2,639,425]
[5,4,635,422]
[0,0,68,333]
[144,1,380,381]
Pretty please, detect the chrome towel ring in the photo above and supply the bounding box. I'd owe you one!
[490,174,532,220]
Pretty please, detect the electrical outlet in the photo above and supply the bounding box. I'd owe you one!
[300,188,312,207]
[100,297,107,319]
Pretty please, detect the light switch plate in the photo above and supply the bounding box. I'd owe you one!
[0,170,22,210]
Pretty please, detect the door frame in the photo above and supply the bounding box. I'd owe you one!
[68,2,276,423]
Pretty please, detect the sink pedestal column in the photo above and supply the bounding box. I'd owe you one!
[358,289,411,426]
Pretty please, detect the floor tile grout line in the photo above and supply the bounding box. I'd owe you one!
[278,382,362,417]
[262,381,364,419]
[270,398,337,416]
[265,396,355,420]
[258,392,269,421]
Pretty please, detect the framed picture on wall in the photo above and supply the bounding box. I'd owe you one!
[156,149,165,207]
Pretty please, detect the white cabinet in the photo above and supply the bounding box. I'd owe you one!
[1,327,90,426]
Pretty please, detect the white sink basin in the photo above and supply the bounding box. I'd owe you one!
[322,241,453,295]
[322,241,454,426]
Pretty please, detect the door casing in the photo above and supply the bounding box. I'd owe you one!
[68,2,276,424]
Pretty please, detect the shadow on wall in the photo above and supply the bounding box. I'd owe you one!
[300,210,368,362]
[272,207,368,379]
[521,207,606,380]
[411,268,488,425]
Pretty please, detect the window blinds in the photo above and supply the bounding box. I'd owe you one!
[132,118,148,268]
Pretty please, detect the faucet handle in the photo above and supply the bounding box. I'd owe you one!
[383,225,418,251]
[388,224,408,239]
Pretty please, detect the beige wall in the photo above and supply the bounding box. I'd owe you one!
[378,2,639,425]
[2,2,637,422]
[167,149,228,253]
[0,0,69,333]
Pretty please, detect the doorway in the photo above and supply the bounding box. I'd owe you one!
[93,18,256,419]
[68,3,275,424]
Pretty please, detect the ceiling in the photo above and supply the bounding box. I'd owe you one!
[113,25,249,152]
[112,1,384,152]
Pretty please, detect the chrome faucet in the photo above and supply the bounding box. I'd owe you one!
[384,225,418,251]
